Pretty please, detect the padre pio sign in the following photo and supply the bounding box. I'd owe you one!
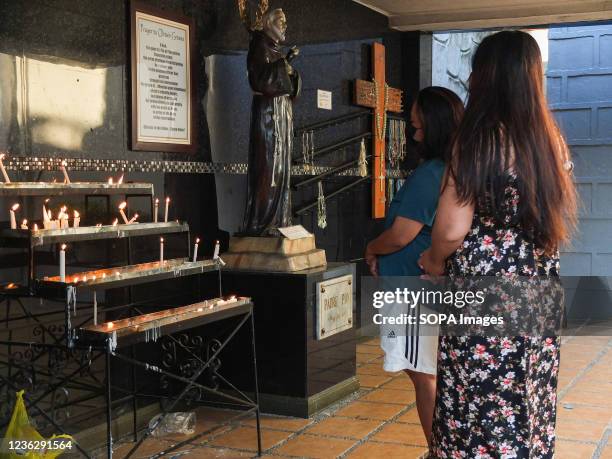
[316,274,354,340]
[130,1,197,152]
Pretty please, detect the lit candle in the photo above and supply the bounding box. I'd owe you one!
[117,174,124,184]
[73,210,80,228]
[0,153,10,183]
[154,198,159,223]
[127,213,139,224]
[60,160,71,184]
[43,199,50,223]
[59,206,69,229]
[33,223,38,232]
[213,240,220,259]
[192,238,199,262]
[20,219,28,230]
[108,177,113,185]
[106,322,114,330]
[118,202,129,224]
[93,291,98,326]
[112,218,118,227]
[9,203,19,229]
[164,197,170,223]
[59,244,66,282]
[160,237,164,265]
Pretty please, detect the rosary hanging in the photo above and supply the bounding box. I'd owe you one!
[358,138,368,177]
[317,181,327,229]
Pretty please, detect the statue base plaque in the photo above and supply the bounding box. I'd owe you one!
[224,234,326,272]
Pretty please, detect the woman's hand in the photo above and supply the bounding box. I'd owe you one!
[365,244,378,277]
[418,248,446,276]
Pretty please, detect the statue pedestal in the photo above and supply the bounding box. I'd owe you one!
[223,235,326,272]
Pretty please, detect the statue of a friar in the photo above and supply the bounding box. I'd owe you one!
[239,4,301,236]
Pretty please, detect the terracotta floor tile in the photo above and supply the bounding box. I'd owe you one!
[562,388,612,407]
[335,401,404,421]
[600,445,612,459]
[396,408,421,424]
[240,414,312,432]
[176,446,252,458]
[554,439,596,458]
[306,416,382,439]
[357,353,380,364]
[557,403,612,424]
[555,418,607,442]
[356,344,384,355]
[210,425,291,452]
[381,377,416,391]
[361,388,416,405]
[358,373,393,388]
[347,441,427,459]
[274,433,356,458]
[356,363,386,375]
[113,438,180,459]
[371,422,427,446]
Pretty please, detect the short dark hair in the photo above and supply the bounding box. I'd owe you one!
[414,86,464,162]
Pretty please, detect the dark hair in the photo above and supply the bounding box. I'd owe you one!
[414,86,464,161]
[450,30,577,254]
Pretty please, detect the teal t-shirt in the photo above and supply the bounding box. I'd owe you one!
[378,159,445,276]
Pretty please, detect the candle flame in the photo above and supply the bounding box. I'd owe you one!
[106,322,114,330]
[33,224,38,231]
[74,210,80,218]
[196,238,200,243]
[102,273,107,278]
[155,198,159,204]
[22,219,27,225]
[165,197,170,203]
[108,177,113,184]
[119,202,127,210]
[117,174,124,184]
[11,203,19,211]
[160,237,164,242]
[6,283,15,289]
[112,218,118,226]
[44,198,50,203]
[61,160,68,167]
[61,244,67,250]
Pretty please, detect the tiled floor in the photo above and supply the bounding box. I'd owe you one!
[113,332,612,459]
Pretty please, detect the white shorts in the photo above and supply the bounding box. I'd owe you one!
[379,303,440,375]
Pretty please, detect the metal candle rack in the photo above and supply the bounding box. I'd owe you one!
[0,180,261,458]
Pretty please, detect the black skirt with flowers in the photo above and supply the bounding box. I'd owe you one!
[430,178,561,458]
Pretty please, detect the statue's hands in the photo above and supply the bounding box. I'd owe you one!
[286,46,299,62]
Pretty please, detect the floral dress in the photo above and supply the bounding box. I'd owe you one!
[430,175,562,459]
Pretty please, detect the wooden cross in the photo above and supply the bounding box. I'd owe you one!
[354,42,403,219]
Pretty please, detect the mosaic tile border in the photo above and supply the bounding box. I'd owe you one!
[2,157,407,178]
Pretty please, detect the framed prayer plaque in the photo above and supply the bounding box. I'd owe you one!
[130,1,197,153]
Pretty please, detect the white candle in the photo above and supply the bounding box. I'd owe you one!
[9,204,19,229]
[164,197,170,223]
[43,199,50,223]
[93,291,98,326]
[0,153,10,183]
[73,210,80,228]
[59,244,66,282]
[154,198,159,223]
[108,177,113,185]
[60,160,71,184]
[112,218,118,227]
[160,238,164,265]
[20,219,28,230]
[192,238,199,262]
[213,240,220,259]
[59,206,69,229]
[118,202,129,224]
[117,174,124,184]
[128,213,139,224]
[33,224,38,232]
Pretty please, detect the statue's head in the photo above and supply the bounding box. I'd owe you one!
[263,8,287,43]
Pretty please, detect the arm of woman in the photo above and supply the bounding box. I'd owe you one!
[419,175,474,275]
[365,217,423,276]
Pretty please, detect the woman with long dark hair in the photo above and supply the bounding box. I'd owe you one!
[419,31,577,457]
[365,86,464,445]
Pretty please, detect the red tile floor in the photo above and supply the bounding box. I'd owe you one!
[112,332,612,458]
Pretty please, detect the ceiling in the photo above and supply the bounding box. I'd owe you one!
[352,0,612,31]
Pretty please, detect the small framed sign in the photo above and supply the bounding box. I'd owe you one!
[316,274,354,340]
[130,1,197,153]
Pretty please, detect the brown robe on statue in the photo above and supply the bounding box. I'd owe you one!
[241,30,301,236]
